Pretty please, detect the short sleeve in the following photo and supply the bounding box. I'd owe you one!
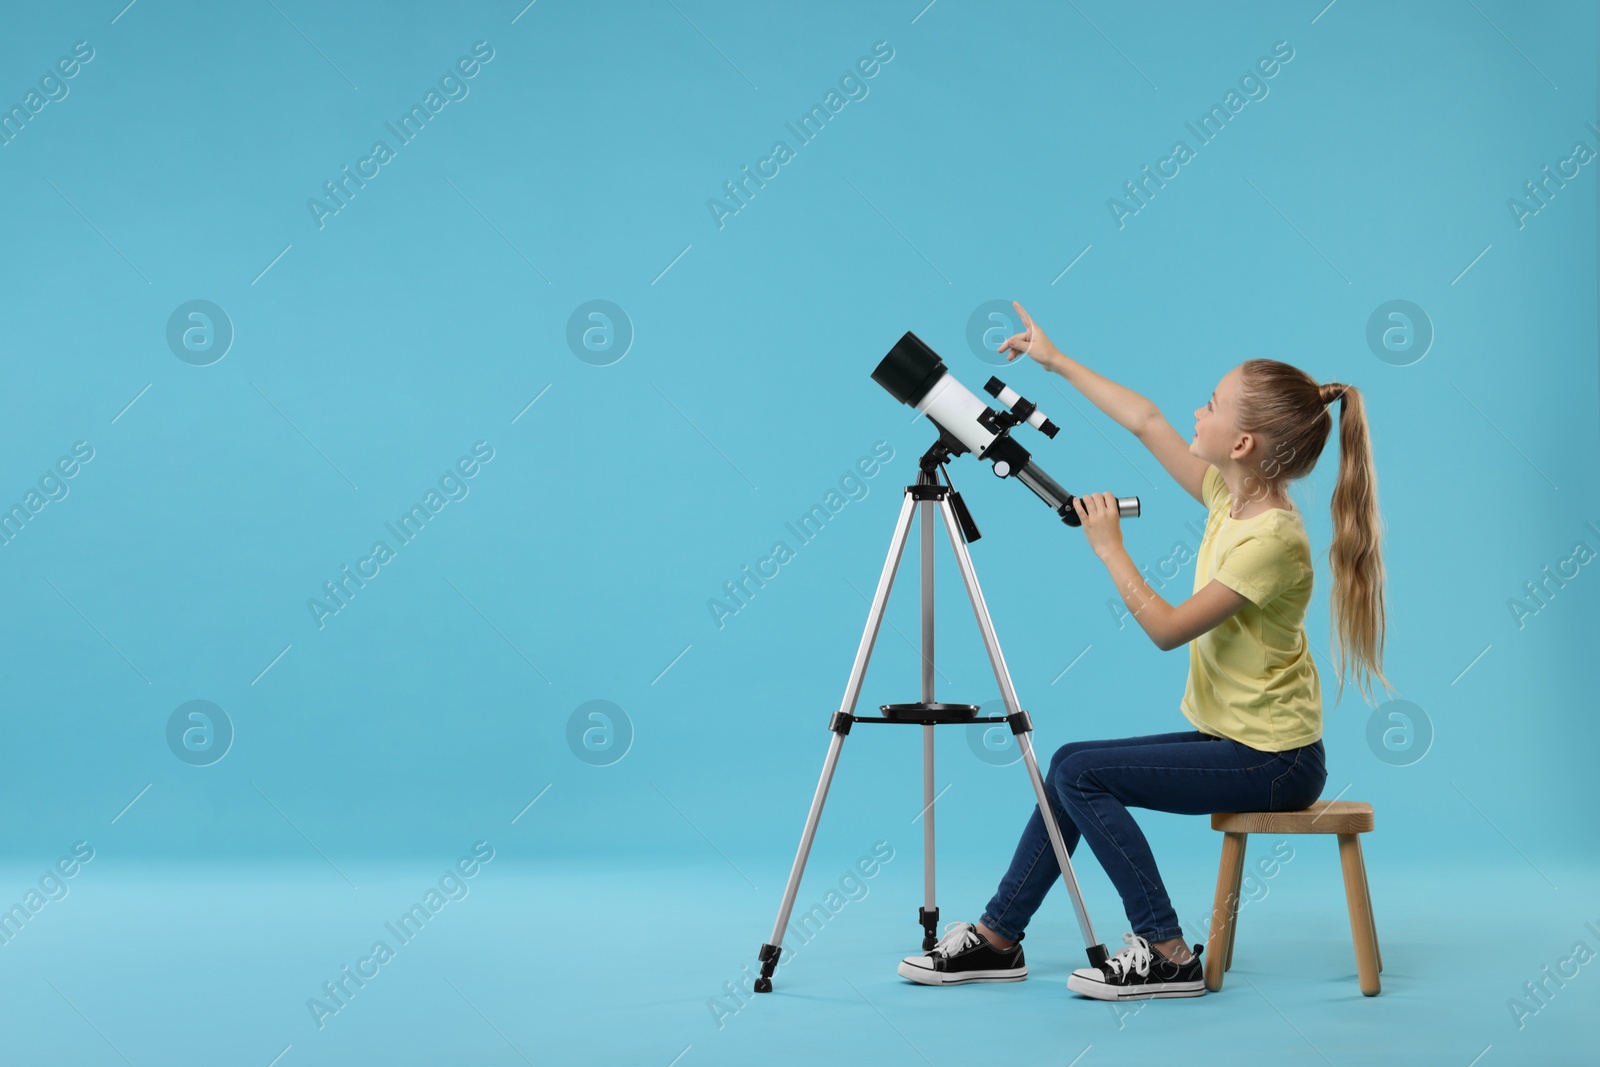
[1215,532,1299,607]
[1201,464,1226,510]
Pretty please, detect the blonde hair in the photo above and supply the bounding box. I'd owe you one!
[1234,359,1396,708]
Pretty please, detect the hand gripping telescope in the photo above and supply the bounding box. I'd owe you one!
[871,331,1139,528]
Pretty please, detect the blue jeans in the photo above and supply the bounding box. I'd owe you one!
[980,729,1327,945]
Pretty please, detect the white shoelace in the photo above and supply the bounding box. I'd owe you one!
[930,921,983,957]
[1104,932,1155,978]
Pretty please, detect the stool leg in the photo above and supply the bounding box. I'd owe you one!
[1356,836,1381,973]
[1338,833,1381,996]
[1224,835,1245,972]
[1206,831,1247,992]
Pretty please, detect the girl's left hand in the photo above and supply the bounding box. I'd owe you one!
[1072,492,1124,559]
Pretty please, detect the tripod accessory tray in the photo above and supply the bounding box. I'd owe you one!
[879,701,982,723]
[849,702,1035,732]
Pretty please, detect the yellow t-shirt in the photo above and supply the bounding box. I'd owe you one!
[1179,464,1322,752]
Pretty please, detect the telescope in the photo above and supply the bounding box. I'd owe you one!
[872,331,1139,528]
[750,330,1142,994]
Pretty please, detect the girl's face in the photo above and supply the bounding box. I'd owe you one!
[1189,368,1239,466]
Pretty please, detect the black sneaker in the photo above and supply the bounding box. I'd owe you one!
[898,921,1027,986]
[1066,932,1205,1001]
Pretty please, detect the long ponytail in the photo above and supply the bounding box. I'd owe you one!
[1237,361,1397,708]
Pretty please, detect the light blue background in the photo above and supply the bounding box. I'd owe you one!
[0,1,1595,1064]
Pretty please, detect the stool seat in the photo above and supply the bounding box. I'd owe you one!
[1206,800,1383,996]
[1211,800,1374,835]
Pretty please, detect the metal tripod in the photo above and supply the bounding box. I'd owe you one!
[753,445,1110,992]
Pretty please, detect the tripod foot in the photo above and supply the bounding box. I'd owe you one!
[919,905,940,951]
[754,942,782,993]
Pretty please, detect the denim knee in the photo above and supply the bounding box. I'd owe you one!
[1048,750,1094,802]
[1048,740,1094,777]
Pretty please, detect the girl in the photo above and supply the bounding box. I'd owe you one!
[898,302,1395,1001]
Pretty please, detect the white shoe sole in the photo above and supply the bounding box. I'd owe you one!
[1066,970,1205,1001]
[898,959,1028,986]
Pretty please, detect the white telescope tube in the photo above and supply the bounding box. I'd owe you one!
[915,372,997,457]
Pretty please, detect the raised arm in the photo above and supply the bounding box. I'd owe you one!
[998,302,1210,504]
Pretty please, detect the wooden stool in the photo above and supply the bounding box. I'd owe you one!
[1205,800,1383,996]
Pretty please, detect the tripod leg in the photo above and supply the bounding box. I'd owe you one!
[838,492,919,717]
[755,491,920,993]
[920,723,939,950]
[754,724,849,992]
[936,497,1109,972]
[919,498,940,951]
